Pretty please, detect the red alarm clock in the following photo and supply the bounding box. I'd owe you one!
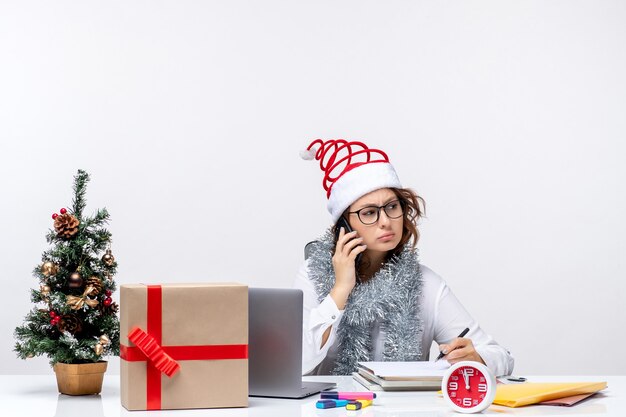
[442,361,497,413]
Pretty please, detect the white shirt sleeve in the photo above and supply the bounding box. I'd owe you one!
[428,268,515,377]
[293,260,344,375]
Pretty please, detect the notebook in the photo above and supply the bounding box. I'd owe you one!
[248,288,336,398]
[355,361,449,391]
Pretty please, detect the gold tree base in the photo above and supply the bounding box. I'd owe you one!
[53,361,108,395]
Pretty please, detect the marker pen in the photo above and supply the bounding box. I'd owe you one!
[320,391,377,400]
[316,399,349,409]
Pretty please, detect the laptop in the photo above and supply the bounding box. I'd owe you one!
[248,287,336,398]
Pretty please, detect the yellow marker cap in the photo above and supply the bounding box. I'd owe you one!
[346,399,373,410]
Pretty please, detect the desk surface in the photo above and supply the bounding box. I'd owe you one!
[0,375,621,417]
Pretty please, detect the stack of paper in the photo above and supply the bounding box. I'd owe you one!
[353,361,449,391]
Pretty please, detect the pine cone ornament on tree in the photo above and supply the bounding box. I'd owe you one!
[58,314,83,334]
[54,213,80,239]
[98,300,119,316]
[84,276,103,295]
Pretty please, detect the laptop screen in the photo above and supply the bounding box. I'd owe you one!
[248,288,304,395]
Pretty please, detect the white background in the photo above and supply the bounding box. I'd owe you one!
[1,1,625,376]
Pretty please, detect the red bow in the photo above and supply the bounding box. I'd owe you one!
[127,327,180,377]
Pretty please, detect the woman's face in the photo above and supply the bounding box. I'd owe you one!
[347,188,404,254]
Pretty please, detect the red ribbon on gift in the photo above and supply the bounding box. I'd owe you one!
[120,285,248,410]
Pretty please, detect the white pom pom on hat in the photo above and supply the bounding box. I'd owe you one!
[301,139,402,222]
[299,149,316,160]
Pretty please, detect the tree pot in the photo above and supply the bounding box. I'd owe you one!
[53,361,108,395]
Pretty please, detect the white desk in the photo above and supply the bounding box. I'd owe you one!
[0,375,621,417]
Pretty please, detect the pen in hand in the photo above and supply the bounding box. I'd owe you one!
[435,327,470,361]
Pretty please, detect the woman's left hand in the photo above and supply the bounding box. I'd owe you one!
[438,338,486,365]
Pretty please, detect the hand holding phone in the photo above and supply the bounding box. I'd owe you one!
[329,218,367,309]
[333,217,365,283]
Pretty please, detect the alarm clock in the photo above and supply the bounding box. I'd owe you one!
[442,361,497,413]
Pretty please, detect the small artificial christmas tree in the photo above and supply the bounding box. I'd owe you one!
[14,170,120,369]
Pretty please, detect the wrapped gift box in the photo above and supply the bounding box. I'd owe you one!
[120,283,248,410]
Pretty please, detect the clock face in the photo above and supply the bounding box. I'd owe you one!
[443,361,496,413]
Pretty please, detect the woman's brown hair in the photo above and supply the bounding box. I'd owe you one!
[389,187,426,258]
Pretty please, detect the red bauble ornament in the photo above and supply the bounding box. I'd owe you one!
[60,208,67,214]
[49,311,56,318]
[52,213,58,219]
[103,297,112,306]
[105,290,112,297]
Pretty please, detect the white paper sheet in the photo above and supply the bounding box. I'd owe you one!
[358,361,450,378]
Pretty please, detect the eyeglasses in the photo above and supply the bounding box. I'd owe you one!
[348,200,404,225]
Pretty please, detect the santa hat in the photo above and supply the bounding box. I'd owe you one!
[301,139,402,222]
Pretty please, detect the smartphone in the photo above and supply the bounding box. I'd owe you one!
[334,216,363,281]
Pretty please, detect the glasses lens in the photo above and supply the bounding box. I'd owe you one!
[358,207,379,225]
[384,200,403,219]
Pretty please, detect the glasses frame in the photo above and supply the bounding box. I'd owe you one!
[347,199,404,225]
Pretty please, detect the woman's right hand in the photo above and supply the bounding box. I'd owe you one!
[330,227,367,309]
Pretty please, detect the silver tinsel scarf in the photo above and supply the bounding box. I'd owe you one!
[307,230,424,375]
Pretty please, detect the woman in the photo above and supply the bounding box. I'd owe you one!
[295,139,514,377]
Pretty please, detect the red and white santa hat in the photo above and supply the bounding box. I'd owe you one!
[301,139,402,222]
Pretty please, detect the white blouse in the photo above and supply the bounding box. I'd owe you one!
[293,260,514,377]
